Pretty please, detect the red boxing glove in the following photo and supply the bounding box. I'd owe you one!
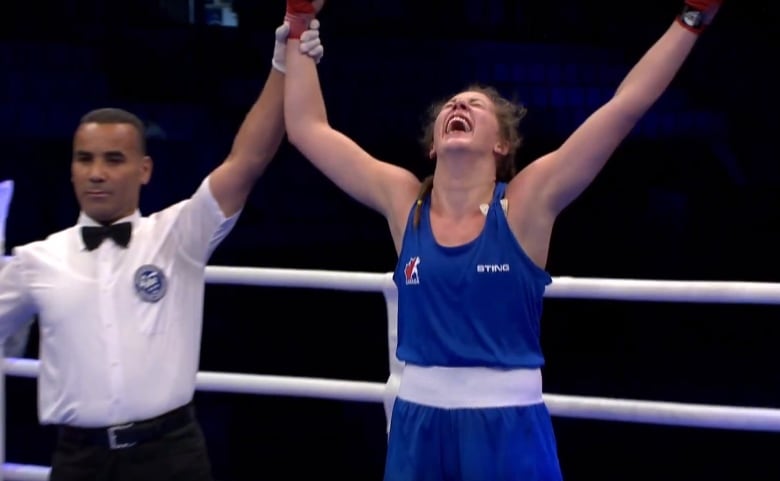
[677,0,723,34]
[286,0,316,39]
[287,0,316,15]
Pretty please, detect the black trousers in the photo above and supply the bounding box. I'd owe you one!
[50,406,213,481]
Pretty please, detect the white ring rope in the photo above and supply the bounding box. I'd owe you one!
[543,394,780,431]
[3,265,780,481]
[204,266,395,292]
[205,266,780,303]
[545,276,780,304]
[2,358,385,404]
[1,464,49,481]
[4,357,780,433]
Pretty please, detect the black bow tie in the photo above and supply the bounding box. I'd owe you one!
[81,222,132,251]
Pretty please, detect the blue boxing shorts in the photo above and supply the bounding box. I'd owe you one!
[383,365,563,481]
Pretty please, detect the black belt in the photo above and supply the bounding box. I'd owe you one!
[58,403,195,450]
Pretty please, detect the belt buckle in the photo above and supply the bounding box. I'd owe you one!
[107,423,136,449]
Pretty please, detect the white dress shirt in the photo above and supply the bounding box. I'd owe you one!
[0,176,238,427]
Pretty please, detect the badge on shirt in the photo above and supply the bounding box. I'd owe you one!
[134,264,167,303]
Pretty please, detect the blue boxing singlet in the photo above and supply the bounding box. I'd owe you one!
[392,182,552,368]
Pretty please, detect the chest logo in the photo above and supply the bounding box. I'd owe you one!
[404,256,421,285]
[476,264,511,273]
[134,264,167,303]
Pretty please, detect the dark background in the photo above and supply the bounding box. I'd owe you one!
[2,1,780,479]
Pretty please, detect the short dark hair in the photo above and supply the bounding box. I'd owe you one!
[79,108,147,153]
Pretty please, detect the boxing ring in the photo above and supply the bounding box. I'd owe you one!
[4,266,780,480]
